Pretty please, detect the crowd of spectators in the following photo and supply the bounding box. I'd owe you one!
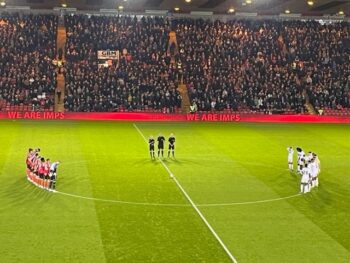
[174,19,350,113]
[0,14,57,110]
[0,13,349,114]
[64,15,181,112]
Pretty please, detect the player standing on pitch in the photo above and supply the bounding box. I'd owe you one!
[168,133,175,158]
[287,146,294,171]
[149,136,155,159]
[157,134,165,158]
[300,163,311,193]
[49,161,60,190]
[296,147,305,174]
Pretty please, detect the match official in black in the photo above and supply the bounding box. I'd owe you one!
[168,133,175,158]
[149,136,155,159]
[157,134,165,158]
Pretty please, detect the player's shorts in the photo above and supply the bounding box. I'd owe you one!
[50,174,56,181]
[150,145,155,151]
[158,145,164,150]
[39,173,44,179]
[168,144,175,150]
[301,177,309,184]
[44,174,50,180]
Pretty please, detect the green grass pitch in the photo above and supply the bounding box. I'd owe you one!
[0,120,350,262]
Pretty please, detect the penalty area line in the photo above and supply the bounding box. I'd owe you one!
[133,123,238,263]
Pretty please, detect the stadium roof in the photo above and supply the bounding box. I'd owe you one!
[0,0,349,16]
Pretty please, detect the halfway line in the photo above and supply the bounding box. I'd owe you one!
[133,123,238,263]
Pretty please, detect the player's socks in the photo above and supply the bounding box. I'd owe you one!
[300,185,303,193]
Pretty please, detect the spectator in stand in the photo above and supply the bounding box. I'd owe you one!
[0,14,58,111]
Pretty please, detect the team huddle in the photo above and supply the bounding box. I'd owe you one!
[149,134,176,159]
[287,147,321,194]
[26,148,60,191]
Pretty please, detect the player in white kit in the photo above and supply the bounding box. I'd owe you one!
[306,151,314,162]
[300,163,311,193]
[314,154,320,187]
[287,147,294,171]
[49,161,60,190]
[309,158,318,188]
[296,147,305,174]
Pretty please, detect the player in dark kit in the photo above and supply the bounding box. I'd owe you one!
[149,136,155,159]
[168,133,176,158]
[157,134,165,158]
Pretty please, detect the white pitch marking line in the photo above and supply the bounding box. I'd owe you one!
[197,193,302,207]
[52,190,302,207]
[133,123,238,263]
[55,191,189,207]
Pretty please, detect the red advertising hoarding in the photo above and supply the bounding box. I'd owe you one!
[1,111,350,123]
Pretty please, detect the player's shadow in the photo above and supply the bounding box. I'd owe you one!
[0,176,53,208]
[167,158,203,166]
[56,174,88,188]
[153,158,198,166]
[305,182,334,211]
[132,158,159,165]
[132,157,207,166]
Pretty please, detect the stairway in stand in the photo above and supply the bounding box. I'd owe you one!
[303,89,317,115]
[55,17,66,112]
[177,84,191,113]
[167,32,183,84]
[167,31,190,113]
[168,31,179,64]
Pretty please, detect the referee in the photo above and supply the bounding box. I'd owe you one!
[168,133,176,158]
[157,134,165,158]
[149,136,155,159]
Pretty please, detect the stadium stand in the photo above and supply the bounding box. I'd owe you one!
[64,15,182,112]
[0,13,58,111]
[175,19,350,115]
[0,13,349,115]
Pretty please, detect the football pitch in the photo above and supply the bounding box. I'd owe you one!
[0,120,350,263]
